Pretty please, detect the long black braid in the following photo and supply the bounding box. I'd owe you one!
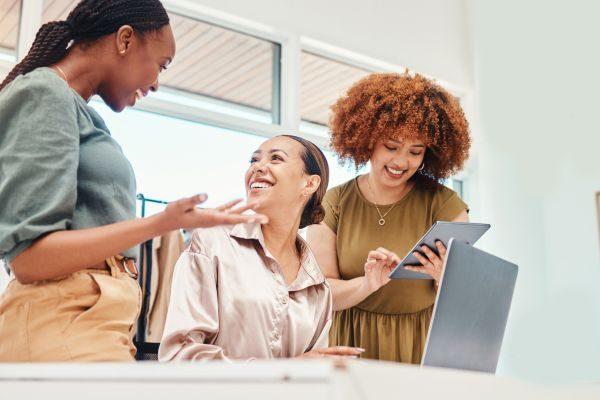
[0,0,169,92]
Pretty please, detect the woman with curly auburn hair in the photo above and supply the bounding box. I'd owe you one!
[307,72,471,363]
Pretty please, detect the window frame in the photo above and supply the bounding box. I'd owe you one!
[6,0,475,202]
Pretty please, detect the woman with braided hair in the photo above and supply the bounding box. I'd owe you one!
[0,0,265,361]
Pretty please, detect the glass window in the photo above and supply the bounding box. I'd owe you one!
[300,51,371,127]
[43,0,76,22]
[93,102,264,215]
[42,2,282,124]
[163,13,281,124]
[0,0,21,52]
[92,101,360,216]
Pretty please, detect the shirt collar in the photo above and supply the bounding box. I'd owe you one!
[229,222,326,291]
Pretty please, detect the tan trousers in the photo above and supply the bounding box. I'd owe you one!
[0,261,141,361]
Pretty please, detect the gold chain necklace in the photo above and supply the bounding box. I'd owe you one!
[366,175,407,226]
[52,65,68,84]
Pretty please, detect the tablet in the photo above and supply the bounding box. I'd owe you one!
[388,221,491,279]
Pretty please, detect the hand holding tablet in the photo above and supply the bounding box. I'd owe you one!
[388,222,491,280]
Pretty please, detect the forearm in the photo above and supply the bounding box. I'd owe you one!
[11,213,169,283]
[328,276,372,311]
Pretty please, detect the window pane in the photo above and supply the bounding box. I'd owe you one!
[0,0,21,52]
[43,0,76,22]
[41,3,281,124]
[300,51,371,126]
[93,102,264,215]
[163,13,280,123]
[92,102,360,216]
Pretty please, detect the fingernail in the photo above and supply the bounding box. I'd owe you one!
[413,252,419,257]
[356,348,366,352]
[198,193,207,202]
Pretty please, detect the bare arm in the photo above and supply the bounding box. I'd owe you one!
[307,223,393,312]
[11,196,266,284]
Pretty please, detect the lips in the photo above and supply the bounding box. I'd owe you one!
[385,166,407,179]
[248,177,275,190]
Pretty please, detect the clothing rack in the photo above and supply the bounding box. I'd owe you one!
[135,193,168,360]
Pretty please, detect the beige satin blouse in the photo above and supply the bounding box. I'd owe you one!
[158,222,332,361]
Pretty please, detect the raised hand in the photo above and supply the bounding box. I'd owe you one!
[361,247,401,294]
[158,194,268,232]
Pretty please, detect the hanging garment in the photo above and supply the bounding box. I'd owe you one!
[142,230,185,343]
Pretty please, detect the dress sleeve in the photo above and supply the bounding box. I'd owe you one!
[158,249,233,362]
[0,75,79,263]
[432,188,469,222]
[321,186,341,234]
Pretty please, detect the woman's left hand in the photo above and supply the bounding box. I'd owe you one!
[404,240,447,283]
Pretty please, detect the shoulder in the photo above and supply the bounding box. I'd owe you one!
[413,182,467,220]
[1,67,74,107]
[324,178,357,204]
[187,225,235,255]
[411,181,457,203]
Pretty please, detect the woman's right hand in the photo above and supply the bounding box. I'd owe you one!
[299,346,365,359]
[360,247,401,294]
[157,194,268,232]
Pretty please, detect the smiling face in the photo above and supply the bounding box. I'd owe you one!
[245,136,321,223]
[370,135,426,190]
[99,24,176,112]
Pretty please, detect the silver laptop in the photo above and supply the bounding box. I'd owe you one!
[421,239,518,374]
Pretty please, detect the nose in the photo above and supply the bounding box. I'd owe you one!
[150,78,159,92]
[392,155,409,169]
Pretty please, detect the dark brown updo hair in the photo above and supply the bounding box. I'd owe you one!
[282,135,329,229]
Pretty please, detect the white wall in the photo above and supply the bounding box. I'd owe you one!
[184,0,472,87]
[468,0,600,383]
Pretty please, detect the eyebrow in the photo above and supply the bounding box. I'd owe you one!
[386,139,425,148]
[252,149,289,156]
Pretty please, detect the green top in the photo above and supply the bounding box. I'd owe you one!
[0,67,137,263]
[322,176,468,314]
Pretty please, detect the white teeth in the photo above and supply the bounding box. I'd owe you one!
[135,89,143,100]
[387,167,405,175]
[251,182,272,189]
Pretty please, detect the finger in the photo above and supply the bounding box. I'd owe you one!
[367,250,388,262]
[216,198,243,212]
[206,212,268,226]
[227,202,257,215]
[404,266,432,276]
[413,251,432,268]
[318,346,365,356]
[176,193,208,210]
[376,248,402,265]
[420,245,441,264]
[435,240,447,258]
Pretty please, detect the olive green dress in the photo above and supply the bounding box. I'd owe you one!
[322,176,468,363]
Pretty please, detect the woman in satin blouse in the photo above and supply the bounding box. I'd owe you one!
[159,135,364,361]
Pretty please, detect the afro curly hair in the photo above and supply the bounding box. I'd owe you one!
[329,72,471,188]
